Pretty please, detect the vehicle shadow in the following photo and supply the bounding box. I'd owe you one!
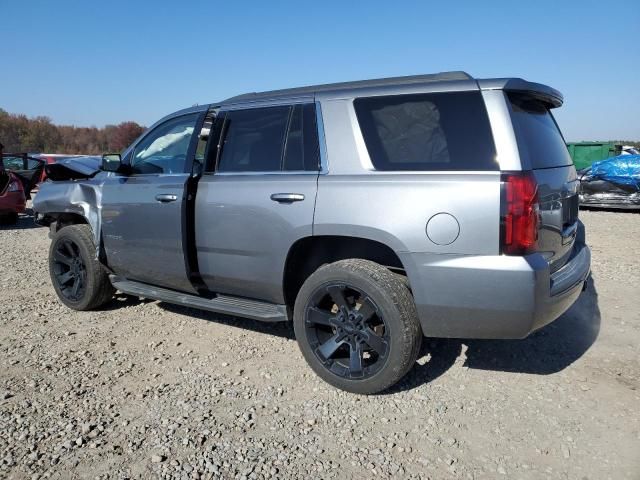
[0,208,43,230]
[115,276,600,392]
[101,293,155,311]
[387,276,601,394]
[580,206,640,214]
[157,302,296,340]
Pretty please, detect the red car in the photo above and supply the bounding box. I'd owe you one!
[0,169,26,224]
[0,153,43,224]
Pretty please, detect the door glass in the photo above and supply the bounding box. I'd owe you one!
[26,158,42,170]
[282,103,320,172]
[217,106,290,172]
[194,113,214,176]
[2,156,26,170]
[131,113,198,174]
[283,106,304,170]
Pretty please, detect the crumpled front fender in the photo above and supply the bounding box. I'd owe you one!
[33,178,105,258]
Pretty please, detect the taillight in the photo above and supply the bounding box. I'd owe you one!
[501,172,539,255]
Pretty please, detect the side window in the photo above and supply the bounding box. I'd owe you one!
[2,156,25,170]
[282,104,320,171]
[130,113,198,174]
[354,92,497,171]
[218,106,290,172]
[26,158,42,170]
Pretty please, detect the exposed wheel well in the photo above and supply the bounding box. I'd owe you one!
[283,236,406,309]
[43,213,89,233]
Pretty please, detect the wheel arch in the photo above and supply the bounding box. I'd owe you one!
[282,235,408,310]
[34,182,104,260]
[40,210,107,261]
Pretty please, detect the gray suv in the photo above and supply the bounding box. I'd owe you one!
[34,71,591,394]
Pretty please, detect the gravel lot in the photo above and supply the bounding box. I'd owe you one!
[1,208,638,479]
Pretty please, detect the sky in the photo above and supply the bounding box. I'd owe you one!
[1,0,639,141]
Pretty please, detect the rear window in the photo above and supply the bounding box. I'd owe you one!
[508,93,572,169]
[354,91,497,171]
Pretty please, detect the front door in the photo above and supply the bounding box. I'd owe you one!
[101,112,201,293]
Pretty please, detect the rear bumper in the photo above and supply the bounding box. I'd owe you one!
[400,237,591,339]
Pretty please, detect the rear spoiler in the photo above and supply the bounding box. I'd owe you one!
[477,78,563,108]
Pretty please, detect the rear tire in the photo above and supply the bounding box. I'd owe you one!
[293,259,422,394]
[49,224,115,310]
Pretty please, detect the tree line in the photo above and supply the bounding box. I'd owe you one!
[0,108,146,155]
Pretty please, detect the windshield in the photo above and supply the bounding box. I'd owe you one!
[508,93,573,169]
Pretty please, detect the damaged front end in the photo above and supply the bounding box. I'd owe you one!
[44,156,102,181]
[33,157,106,257]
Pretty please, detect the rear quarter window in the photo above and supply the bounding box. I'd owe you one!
[508,93,573,170]
[354,91,497,171]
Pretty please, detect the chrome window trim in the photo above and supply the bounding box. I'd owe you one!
[219,95,315,111]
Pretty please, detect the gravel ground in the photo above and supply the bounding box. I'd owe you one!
[1,208,638,479]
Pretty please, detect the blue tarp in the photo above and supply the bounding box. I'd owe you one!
[589,155,640,188]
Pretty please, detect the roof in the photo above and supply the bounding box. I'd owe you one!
[221,71,473,104]
[217,71,563,108]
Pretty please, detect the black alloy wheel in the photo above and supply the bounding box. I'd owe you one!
[48,225,115,310]
[51,238,87,302]
[294,259,422,394]
[305,283,390,380]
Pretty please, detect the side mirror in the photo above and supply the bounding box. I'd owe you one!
[101,153,123,172]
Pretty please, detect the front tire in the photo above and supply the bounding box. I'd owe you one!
[49,224,115,310]
[293,259,422,394]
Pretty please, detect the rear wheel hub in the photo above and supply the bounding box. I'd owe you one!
[304,284,390,380]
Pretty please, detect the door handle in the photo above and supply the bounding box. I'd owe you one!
[155,194,178,203]
[270,193,305,203]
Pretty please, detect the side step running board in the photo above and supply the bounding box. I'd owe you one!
[110,277,289,322]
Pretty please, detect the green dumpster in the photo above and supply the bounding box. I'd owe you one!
[566,142,621,170]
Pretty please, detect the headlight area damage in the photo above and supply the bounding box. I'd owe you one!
[33,157,105,257]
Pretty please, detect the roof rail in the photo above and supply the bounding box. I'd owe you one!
[221,71,473,104]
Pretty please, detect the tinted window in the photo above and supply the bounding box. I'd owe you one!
[218,106,290,172]
[508,93,572,169]
[354,91,497,171]
[283,104,320,171]
[131,113,198,174]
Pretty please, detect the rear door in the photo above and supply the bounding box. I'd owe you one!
[1,155,44,196]
[507,93,579,271]
[101,112,202,292]
[195,102,320,303]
